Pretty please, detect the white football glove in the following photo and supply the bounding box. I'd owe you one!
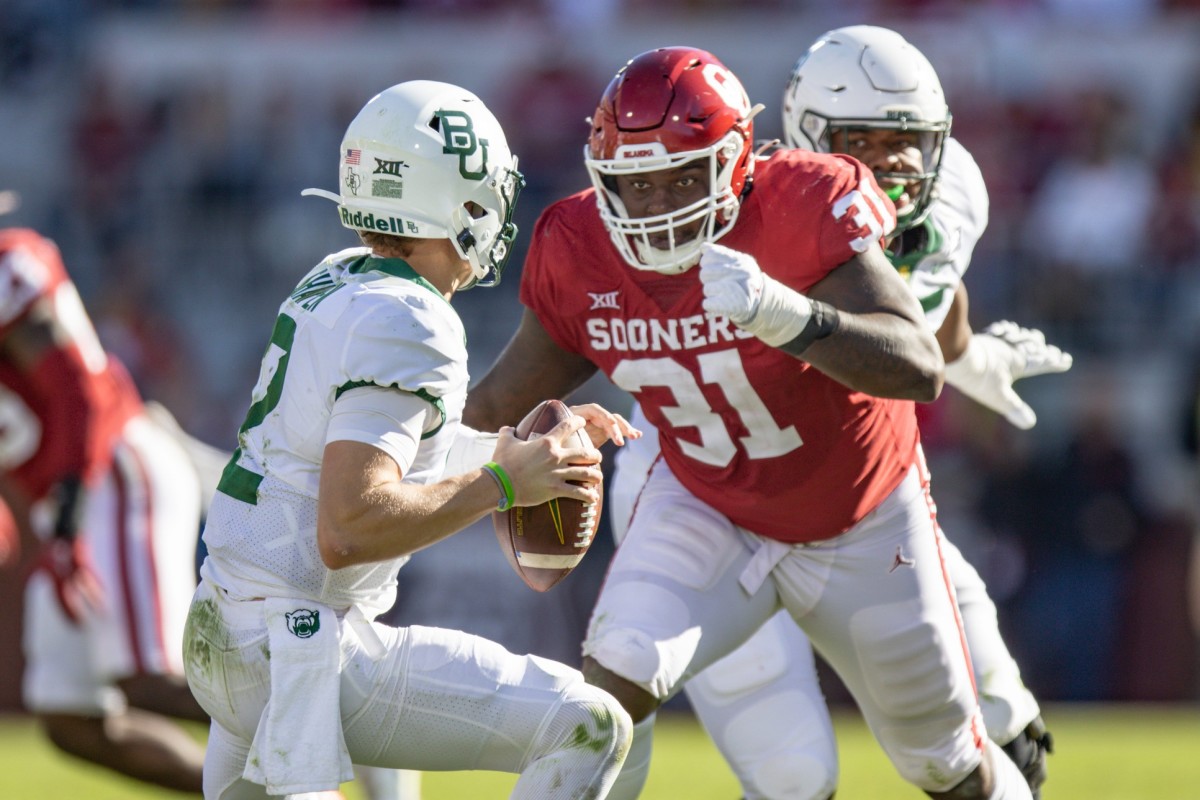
[699,242,812,346]
[944,321,1073,430]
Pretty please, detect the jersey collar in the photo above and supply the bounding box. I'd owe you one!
[345,254,443,301]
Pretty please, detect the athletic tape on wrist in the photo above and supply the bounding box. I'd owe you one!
[742,275,814,347]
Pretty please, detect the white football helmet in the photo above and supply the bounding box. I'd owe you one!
[304,80,524,288]
[782,25,950,232]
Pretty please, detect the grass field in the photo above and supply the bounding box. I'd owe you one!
[1,704,1197,798]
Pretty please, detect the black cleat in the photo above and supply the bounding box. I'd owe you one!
[1001,716,1054,798]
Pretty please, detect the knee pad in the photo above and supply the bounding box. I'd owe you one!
[848,601,982,790]
[585,617,700,701]
[584,581,699,700]
[746,749,836,800]
[709,691,837,800]
[691,612,801,700]
[686,617,837,800]
[586,498,761,701]
[850,599,968,720]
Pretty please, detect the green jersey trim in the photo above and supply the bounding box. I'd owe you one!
[216,449,264,505]
[344,254,448,306]
[334,382,447,440]
[888,218,946,314]
[343,254,466,346]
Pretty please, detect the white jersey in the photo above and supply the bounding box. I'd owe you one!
[200,247,468,615]
[896,137,989,332]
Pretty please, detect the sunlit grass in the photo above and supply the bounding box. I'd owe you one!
[2,704,1197,798]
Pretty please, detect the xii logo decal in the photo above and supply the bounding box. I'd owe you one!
[373,158,408,176]
[588,291,620,310]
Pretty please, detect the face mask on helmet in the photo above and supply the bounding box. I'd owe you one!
[585,47,761,275]
[303,80,525,288]
[782,26,950,233]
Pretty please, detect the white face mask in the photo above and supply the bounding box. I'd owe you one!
[585,131,749,275]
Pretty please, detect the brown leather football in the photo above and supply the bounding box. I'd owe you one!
[492,399,603,592]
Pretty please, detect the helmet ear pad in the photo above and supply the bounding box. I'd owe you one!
[584,47,759,275]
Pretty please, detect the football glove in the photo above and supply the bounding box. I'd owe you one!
[699,243,812,346]
[944,321,1073,430]
[26,537,104,625]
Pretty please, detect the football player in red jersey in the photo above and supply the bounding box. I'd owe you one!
[0,222,209,792]
[608,27,1062,800]
[465,47,1034,799]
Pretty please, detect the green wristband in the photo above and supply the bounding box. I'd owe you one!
[483,462,515,512]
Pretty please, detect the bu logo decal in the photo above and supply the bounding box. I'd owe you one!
[588,291,620,310]
[435,109,489,180]
[285,609,321,638]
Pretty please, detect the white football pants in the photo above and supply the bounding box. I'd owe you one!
[185,579,631,800]
[607,409,1039,799]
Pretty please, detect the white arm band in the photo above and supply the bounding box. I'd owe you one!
[443,424,500,477]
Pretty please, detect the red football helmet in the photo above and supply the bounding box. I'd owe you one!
[586,47,760,274]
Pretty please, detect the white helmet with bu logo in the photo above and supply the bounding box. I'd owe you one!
[782,26,950,232]
[304,80,524,288]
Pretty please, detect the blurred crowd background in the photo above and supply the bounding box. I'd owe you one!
[2,0,1200,713]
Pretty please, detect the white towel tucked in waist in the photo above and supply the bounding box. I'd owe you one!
[243,597,353,795]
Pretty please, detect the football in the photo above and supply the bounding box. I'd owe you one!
[492,399,603,592]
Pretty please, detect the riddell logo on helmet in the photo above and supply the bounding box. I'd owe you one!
[339,207,418,235]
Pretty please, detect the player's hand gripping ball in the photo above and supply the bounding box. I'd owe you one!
[492,399,603,592]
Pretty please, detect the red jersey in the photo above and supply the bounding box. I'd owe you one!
[520,150,919,542]
[0,229,142,501]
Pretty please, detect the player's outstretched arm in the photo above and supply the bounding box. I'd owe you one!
[465,308,599,432]
[700,241,942,400]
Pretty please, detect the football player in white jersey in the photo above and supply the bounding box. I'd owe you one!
[183,80,634,800]
[609,26,1068,800]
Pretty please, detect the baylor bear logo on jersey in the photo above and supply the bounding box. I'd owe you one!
[435,109,489,180]
[285,609,321,639]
